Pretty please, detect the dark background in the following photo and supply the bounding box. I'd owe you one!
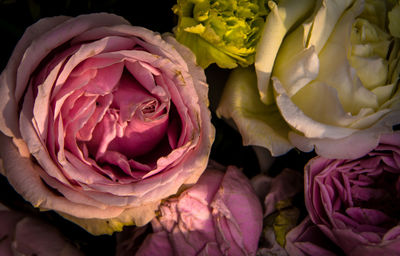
[0,1,313,255]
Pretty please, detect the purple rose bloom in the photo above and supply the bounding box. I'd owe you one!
[305,132,400,255]
[0,203,83,256]
[126,166,263,256]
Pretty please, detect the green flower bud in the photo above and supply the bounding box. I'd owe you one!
[172,0,268,68]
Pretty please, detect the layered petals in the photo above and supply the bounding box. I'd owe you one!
[172,0,269,68]
[0,13,214,235]
[304,131,400,254]
[218,0,400,158]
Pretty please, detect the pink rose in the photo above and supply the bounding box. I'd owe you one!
[305,132,400,255]
[0,203,83,256]
[127,166,263,256]
[0,13,214,235]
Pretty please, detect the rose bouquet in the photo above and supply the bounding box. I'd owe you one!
[0,0,399,255]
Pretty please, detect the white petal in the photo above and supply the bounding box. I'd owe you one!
[255,0,315,105]
[273,77,356,139]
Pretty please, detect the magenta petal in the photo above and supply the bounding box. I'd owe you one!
[350,241,400,256]
[108,116,169,158]
[33,47,80,138]
[0,204,83,256]
[88,110,118,159]
[112,71,157,121]
[72,54,128,77]
[125,60,160,95]
[98,150,133,177]
[84,62,124,95]
[63,96,97,160]
[156,74,194,147]
[77,94,113,141]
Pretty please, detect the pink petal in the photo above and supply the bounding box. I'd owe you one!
[33,45,81,138]
[15,13,129,102]
[88,110,118,159]
[0,16,71,138]
[125,60,160,96]
[84,62,124,95]
[0,133,124,219]
[211,166,263,255]
[77,94,113,141]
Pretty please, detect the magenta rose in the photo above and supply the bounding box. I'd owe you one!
[127,166,263,256]
[0,13,214,235]
[305,131,400,255]
[0,203,83,256]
